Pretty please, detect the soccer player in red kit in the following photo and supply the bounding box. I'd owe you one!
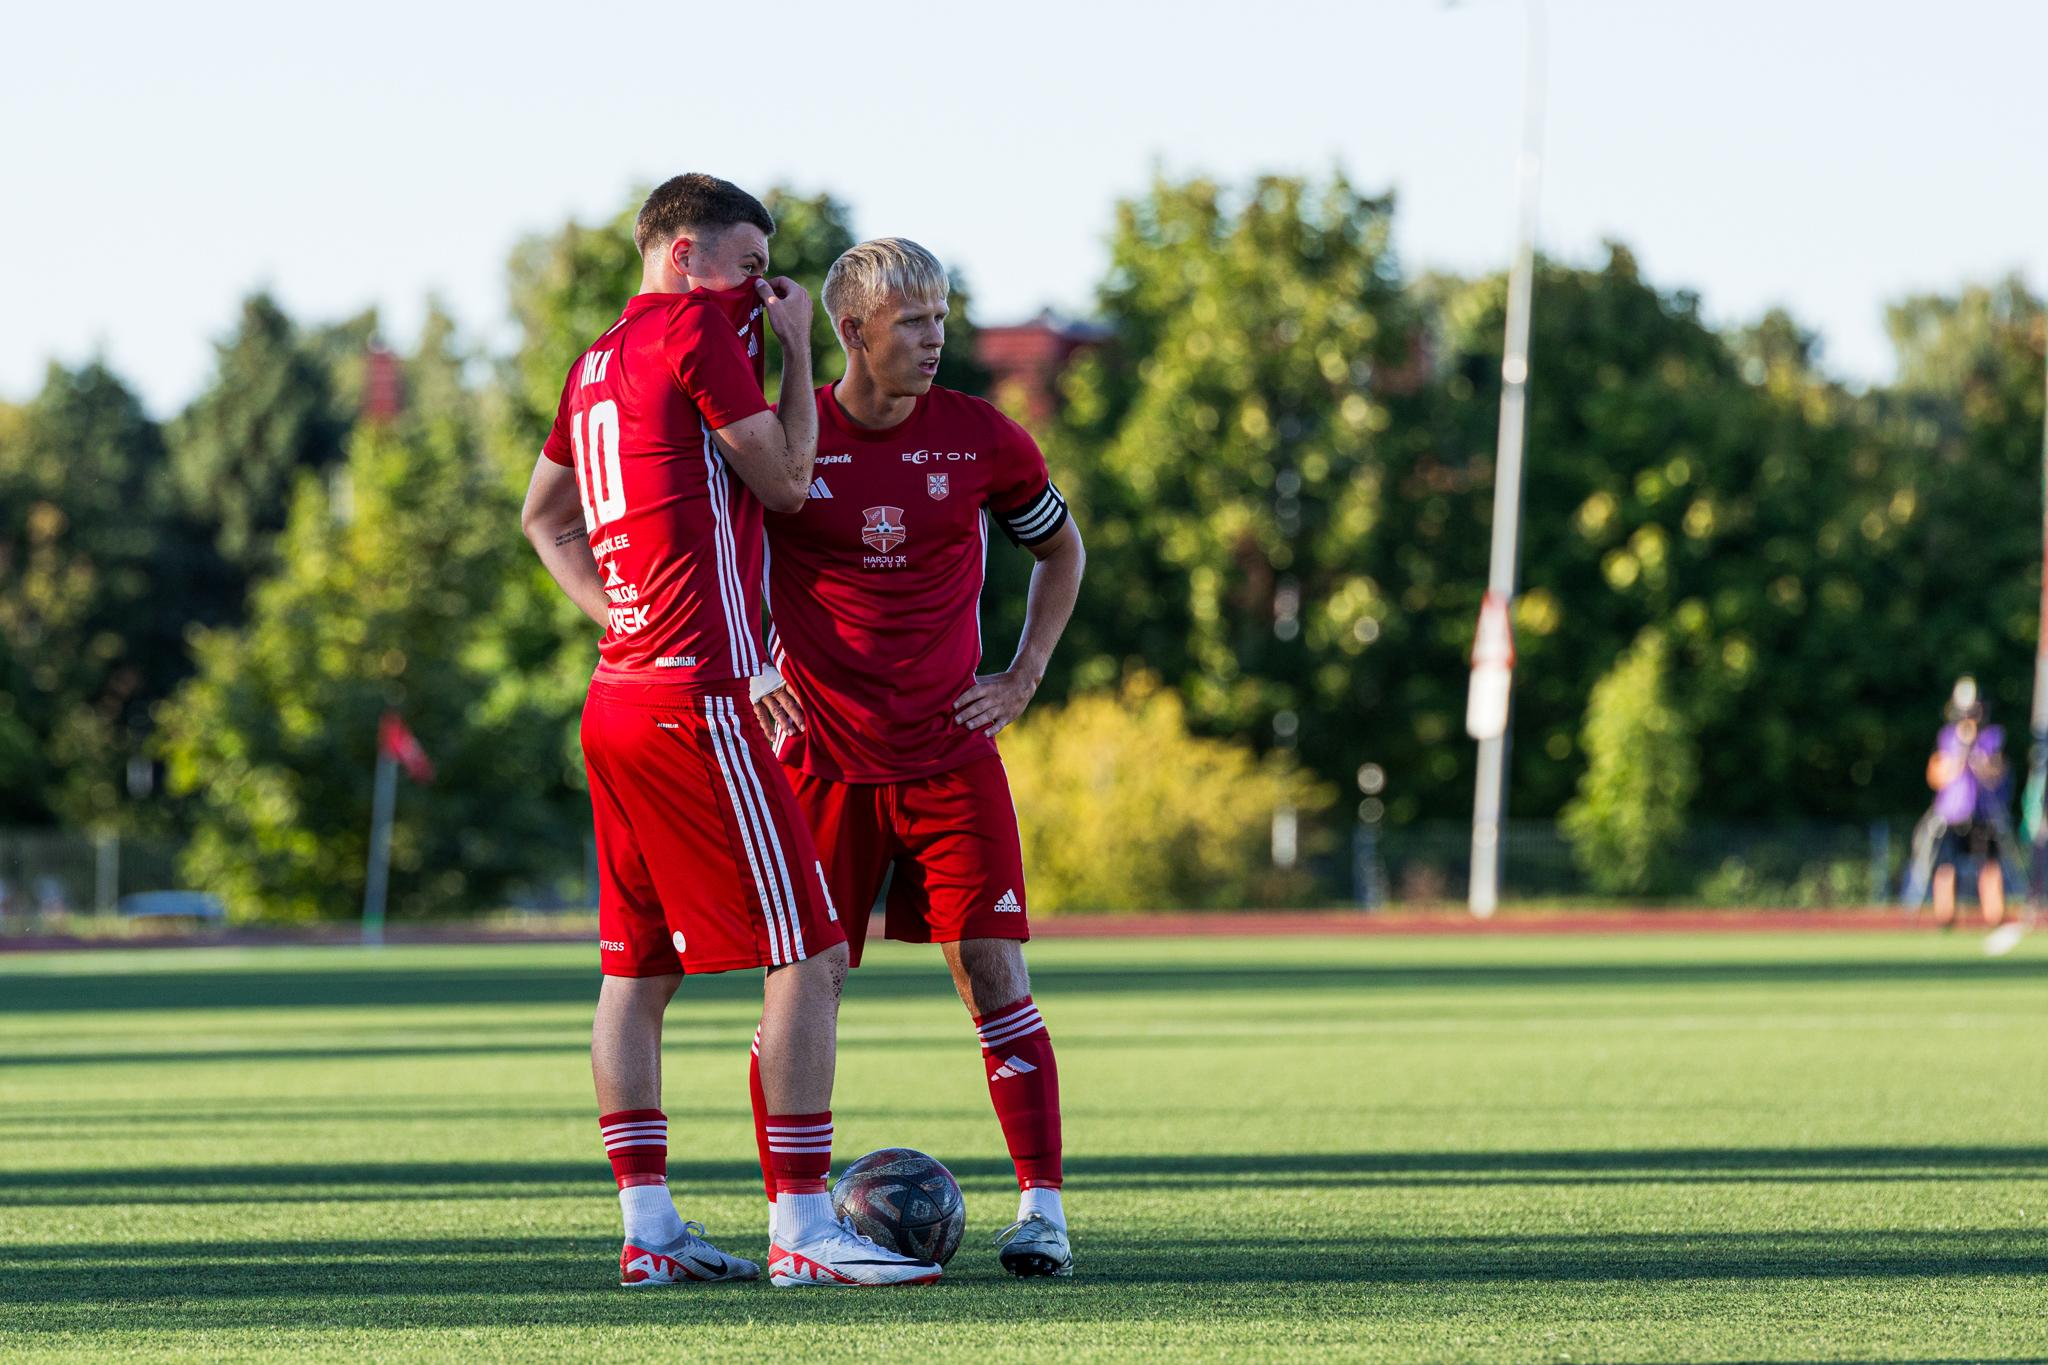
[750,238,1086,1277]
[520,178,937,1288]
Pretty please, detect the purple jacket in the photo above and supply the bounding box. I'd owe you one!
[1933,722,2007,825]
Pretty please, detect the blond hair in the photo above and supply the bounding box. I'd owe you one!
[822,238,949,337]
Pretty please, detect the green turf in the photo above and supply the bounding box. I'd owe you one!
[3,929,2047,1363]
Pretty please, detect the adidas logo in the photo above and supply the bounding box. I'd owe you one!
[809,477,833,499]
[994,888,1021,913]
[992,1055,1039,1079]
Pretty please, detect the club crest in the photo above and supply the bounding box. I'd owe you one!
[861,506,907,553]
[927,472,949,500]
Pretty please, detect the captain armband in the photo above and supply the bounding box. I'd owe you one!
[995,481,1070,548]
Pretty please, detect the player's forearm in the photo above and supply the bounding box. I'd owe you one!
[1008,533,1085,684]
[528,521,608,627]
[775,344,818,490]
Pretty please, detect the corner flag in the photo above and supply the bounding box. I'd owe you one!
[378,711,435,784]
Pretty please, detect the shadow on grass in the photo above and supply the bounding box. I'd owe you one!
[8,1147,2048,1206]
[2,1225,2045,1328]
[7,955,2048,1014]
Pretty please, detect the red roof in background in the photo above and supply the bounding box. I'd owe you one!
[975,311,1112,425]
[363,344,404,423]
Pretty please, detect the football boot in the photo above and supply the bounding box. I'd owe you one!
[619,1222,759,1286]
[993,1213,1073,1278]
[769,1215,944,1286]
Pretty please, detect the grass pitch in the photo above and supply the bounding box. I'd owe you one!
[3,928,2046,1363]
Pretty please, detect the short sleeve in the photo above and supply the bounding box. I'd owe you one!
[666,302,772,431]
[541,367,576,465]
[985,409,1068,547]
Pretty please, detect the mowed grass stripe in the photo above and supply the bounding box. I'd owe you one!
[2,931,2046,1363]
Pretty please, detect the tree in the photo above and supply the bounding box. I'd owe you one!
[159,313,585,919]
[1870,277,2046,780]
[0,363,232,827]
[168,293,351,572]
[1038,174,1422,797]
[1560,628,1697,893]
[1427,250,1914,825]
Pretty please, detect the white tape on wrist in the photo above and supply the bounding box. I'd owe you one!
[748,665,785,706]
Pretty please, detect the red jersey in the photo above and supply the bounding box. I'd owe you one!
[542,286,771,684]
[765,384,1069,782]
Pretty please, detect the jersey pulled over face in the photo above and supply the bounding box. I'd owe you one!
[542,286,770,683]
[765,384,1069,782]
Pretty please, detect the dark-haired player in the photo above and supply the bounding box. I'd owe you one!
[521,177,937,1288]
[749,237,1086,1277]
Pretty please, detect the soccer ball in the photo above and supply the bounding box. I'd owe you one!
[830,1148,965,1265]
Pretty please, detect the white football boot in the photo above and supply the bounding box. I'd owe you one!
[769,1215,944,1287]
[993,1213,1073,1277]
[619,1222,759,1286]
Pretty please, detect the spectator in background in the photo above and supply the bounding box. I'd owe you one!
[1925,676,2010,927]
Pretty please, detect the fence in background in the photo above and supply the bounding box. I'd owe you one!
[0,830,187,932]
[1,819,1925,934]
[1351,819,1909,908]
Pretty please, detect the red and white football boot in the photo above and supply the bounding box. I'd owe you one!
[619,1222,759,1286]
[768,1216,943,1287]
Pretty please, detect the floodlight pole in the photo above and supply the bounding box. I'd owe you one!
[2028,347,2048,903]
[1467,0,1546,918]
[362,751,397,946]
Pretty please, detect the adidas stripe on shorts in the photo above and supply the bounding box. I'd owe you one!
[787,754,1029,968]
[583,678,845,977]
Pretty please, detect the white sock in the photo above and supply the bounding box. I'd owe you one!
[619,1182,687,1247]
[779,1190,836,1246]
[766,1196,779,1244]
[1019,1186,1066,1232]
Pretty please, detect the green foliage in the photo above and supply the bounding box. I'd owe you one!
[1560,628,1699,894]
[0,364,232,827]
[1036,182,2034,828]
[168,293,353,572]
[158,315,584,920]
[1041,175,1417,769]
[998,672,1329,910]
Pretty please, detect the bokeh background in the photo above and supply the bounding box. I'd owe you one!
[4,0,2045,920]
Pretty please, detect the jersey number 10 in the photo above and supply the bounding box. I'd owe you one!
[569,400,624,531]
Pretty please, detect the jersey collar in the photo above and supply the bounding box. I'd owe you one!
[821,382,930,443]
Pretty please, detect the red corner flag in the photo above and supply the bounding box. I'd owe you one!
[378,711,435,783]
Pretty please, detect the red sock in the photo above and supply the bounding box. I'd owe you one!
[974,996,1062,1188]
[749,1025,776,1202]
[764,1111,833,1194]
[599,1108,666,1189]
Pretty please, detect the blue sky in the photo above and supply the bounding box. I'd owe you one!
[3,0,2038,414]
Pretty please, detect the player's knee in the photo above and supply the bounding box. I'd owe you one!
[771,943,850,996]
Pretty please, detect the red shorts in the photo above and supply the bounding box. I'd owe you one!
[582,679,845,977]
[787,754,1029,967]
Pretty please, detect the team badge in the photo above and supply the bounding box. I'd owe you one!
[860,506,907,553]
[927,472,949,500]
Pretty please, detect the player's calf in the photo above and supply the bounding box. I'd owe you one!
[972,990,1071,1272]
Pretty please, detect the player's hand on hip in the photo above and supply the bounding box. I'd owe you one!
[753,683,806,744]
[953,671,1037,738]
[755,276,814,350]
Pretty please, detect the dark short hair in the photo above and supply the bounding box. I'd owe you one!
[634,175,775,255]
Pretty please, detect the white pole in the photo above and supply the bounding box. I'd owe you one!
[1468,0,1546,918]
[362,752,398,945]
[94,830,119,915]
